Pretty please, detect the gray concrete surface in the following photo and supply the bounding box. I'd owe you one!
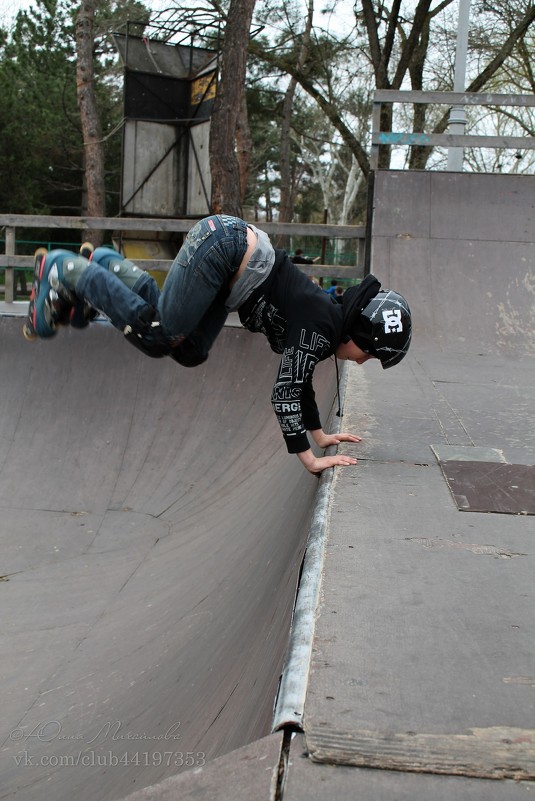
[289,345,534,799]
[116,733,284,801]
[284,171,535,799]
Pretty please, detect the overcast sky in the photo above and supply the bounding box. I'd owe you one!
[0,0,357,33]
[0,0,168,24]
[0,0,32,25]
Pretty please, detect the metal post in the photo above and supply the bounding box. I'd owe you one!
[447,0,471,171]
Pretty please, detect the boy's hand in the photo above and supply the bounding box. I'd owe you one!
[297,449,358,476]
[310,429,362,449]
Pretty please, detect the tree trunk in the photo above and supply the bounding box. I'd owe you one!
[411,2,535,170]
[209,0,257,217]
[75,0,105,245]
[278,0,314,248]
[236,90,253,206]
[278,78,298,227]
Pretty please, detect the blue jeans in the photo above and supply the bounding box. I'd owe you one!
[77,216,249,358]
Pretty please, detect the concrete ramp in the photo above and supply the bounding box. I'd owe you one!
[0,318,336,801]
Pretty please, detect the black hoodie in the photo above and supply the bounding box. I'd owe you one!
[238,250,343,453]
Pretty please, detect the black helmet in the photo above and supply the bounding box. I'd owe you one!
[343,276,412,369]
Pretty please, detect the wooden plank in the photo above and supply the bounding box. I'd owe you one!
[0,214,365,240]
[248,222,365,238]
[285,734,531,801]
[133,260,360,277]
[372,132,535,150]
[291,264,360,278]
[0,215,192,232]
[305,726,535,780]
[0,256,35,269]
[373,90,535,108]
[371,102,383,169]
[3,227,15,303]
[0,255,360,281]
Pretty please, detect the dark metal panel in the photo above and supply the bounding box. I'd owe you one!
[439,461,535,515]
[124,72,190,121]
[113,34,216,78]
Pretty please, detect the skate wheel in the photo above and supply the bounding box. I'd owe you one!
[80,241,94,259]
[33,247,48,276]
[22,323,37,341]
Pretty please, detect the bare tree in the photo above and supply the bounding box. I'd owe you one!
[412,1,535,169]
[75,0,105,245]
[251,0,535,175]
[279,0,314,227]
[209,0,257,215]
[154,0,535,222]
[236,91,253,205]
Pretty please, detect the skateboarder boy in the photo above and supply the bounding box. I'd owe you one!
[25,214,412,475]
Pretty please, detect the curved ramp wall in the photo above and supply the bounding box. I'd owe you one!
[0,318,336,801]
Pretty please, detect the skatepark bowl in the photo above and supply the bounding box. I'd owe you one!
[0,316,341,801]
[1,170,534,801]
